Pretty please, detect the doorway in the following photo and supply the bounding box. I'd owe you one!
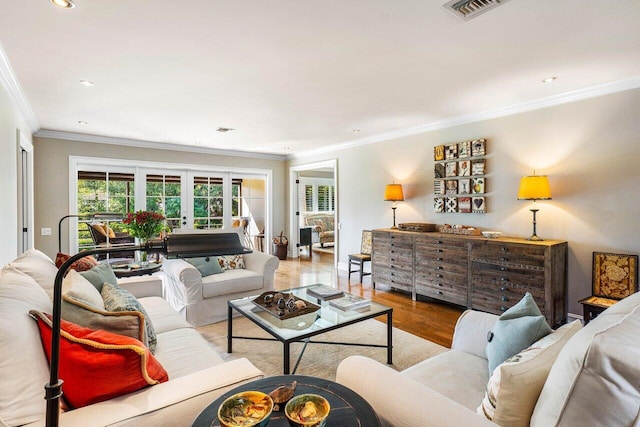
[289,160,337,268]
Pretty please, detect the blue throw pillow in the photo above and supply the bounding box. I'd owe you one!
[101,282,157,353]
[185,256,223,277]
[79,262,118,292]
[486,292,552,373]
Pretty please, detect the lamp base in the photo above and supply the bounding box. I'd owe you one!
[527,208,543,241]
[527,235,544,241]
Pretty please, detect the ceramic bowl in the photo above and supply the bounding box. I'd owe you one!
[284,394,330,427]
[482,231,502,238]
[217,391,274,427]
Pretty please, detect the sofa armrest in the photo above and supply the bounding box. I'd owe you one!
[451,310,498,359]
[117,275,163,298]
[32,358,263,427]
[336,356,497,427]
[243,251,279,276]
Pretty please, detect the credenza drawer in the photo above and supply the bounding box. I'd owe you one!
[471,242,546,269]
[416,282,467,306]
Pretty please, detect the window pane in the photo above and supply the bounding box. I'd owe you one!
[193,184,207,197]
[165,197,181,218]
[210,198,223,217]
[193,198,209,217]
[210,184,223,197]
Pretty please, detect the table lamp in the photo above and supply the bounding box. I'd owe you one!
[384,184,404,229]
[45,233,252,427]
[517,173,552,241]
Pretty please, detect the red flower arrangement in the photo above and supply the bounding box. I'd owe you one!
[122,210,165,241]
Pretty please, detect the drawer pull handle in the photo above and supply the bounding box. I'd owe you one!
[437,291,443,295]
[437,249,443,253]
[500,277,509,282]
[437,257,443,261]
[436,274,443,278]
[501,247,509,252]
[436,266,442,270]
[500,267,506,271]
[500,306,507,311]
[437,240,443,244]
[500,286,507,291]
[438,283,443,287]
[501,296,509,302]
[501,257,509,261]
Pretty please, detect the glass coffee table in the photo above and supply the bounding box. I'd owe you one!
[227,285,393,374]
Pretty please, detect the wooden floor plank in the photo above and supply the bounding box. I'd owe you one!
[273,249,463,347]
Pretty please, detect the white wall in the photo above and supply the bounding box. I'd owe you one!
[0,83,32,264]
[289,88,640,316]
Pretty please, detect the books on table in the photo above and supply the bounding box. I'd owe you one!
[329,294,371,311]
[306,284,344,300]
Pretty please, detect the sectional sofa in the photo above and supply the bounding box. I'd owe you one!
[0,249,263,427]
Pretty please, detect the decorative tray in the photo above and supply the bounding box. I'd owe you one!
[398,222,437,232]
[439,225,481,236]
[251,291,320,320]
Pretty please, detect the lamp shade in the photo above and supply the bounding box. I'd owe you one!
[517,175,552,200]
[384,184,405,201]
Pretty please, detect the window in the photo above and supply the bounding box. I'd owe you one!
[299,179,335,213]
[146,174,182,230]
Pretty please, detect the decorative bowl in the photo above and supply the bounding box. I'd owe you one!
[482,231,502,238]
[217,391,274,427]
[284,394,330,427]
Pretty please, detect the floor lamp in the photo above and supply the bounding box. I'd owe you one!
[45,233,252,427]
[57,212,124,253]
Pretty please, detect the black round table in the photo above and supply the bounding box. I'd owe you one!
[111,262,161,278]
[191,375,381,427]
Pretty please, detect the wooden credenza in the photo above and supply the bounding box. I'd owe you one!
[372,229,568,327]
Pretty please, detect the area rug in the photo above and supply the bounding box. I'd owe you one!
[197,317,447,380]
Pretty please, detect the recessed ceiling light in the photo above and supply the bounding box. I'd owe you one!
[50,0,75,9]
[352,129,361,133]
[542,76,557,83]
[80,80,95,87]
[78,120,88,125]
[216,127,235,133]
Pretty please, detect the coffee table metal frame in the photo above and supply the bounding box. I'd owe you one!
[227,285,393,374]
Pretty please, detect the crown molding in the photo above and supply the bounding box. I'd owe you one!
[0,43,39,132]
[34,129,287,161]
[289,75,640,160]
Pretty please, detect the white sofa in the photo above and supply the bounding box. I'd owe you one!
[0,249,264,427]
[161,228,279,326]
[337,291,640,427]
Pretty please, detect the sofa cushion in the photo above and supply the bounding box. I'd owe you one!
[55,252,98,272]
[402,349,489,411]
[30,311,168,409]
[0,266,52,427]
[186,256,224,277]
[201,269,263,298]
[486,292,552,373]
[79,262,119,292]
[102,282,157,353]
[152,328,225,379]
[138,296,193,334]
[62,269,105,309]
[218,254,245,270]
[531,292,640,427]
[478,320,582,427]
[9,248,58,297]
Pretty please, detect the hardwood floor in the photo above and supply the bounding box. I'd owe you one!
[273,249,463,347]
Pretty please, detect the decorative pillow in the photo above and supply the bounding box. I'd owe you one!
[62,296,146,343]
[186,256,224,277]
[313,219,325,232]
[101,282,157,353]
[0,266,52,426]
[30,311,168,409]
[478,320,582,426]
[91,223,108,237]
[486,292,552,373]
[62,269,105,310]
[55,252,98,272]
[79,262,118,292]
[9,248,59,297]
[218,254,245,270]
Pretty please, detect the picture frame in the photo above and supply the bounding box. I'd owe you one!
[472,160,485,176]
[434,197,445,213]
[458,140,471,158]
[434,145,445,161]
[458,197,471,213]
[472,139,486,157]
[458,160,471,176]
[445,144,458,160]
[445,197,458,213]
[472,177,485,194]
[445,180,458,194]
[445,162,457,177]
[592,252,638,299]
[472,197,486,213]
[458,179,471,194]
[434,180,445,195]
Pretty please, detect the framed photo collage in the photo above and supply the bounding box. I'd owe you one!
[434,138,487,213]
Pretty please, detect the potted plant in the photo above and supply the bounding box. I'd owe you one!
[123,210,165,265]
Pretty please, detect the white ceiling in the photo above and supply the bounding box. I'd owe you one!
[1,0,639,157]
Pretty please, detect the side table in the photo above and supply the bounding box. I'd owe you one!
[191,375,381,427]
[578,295,617,324]
[111,262,162,278]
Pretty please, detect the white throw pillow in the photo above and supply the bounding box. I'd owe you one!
[0,266,52,426]
[478,320,582,427]
[9,249,58,298]
[531,292,640,427]
[62,269,106,310]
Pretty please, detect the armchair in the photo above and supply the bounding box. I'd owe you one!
[86,223,135,259]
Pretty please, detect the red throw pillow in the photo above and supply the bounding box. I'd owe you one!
[30,311,168,409]
[55,252,99,272]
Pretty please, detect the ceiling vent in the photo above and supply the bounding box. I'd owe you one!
[216,127,235,133]
[443,0,510,21]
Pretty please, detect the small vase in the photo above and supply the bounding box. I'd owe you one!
[139,239,149,267]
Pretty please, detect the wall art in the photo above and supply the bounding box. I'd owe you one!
[592,252,638,299]
[433,138,487,213]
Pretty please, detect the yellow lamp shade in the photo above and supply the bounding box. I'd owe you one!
[384,184,404,201]
[517,175,552,200]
